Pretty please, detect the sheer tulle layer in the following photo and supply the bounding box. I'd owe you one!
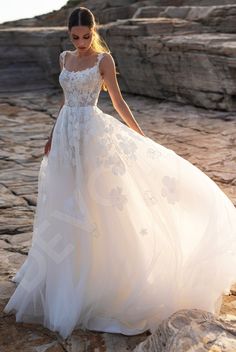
[4,105,236,339]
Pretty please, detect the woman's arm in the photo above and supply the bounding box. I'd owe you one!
[100,53,146,136]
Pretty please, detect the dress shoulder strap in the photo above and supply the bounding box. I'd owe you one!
[59,51,67,67]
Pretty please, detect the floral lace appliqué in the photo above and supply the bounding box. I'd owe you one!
[161,175,180,204]
[109,186,128,211]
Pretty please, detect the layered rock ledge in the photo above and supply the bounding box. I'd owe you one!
[1,2,236,110]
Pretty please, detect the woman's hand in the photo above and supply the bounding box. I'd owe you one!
[44,136,52,156]
[138,130,146,137]
[132,126,146,137]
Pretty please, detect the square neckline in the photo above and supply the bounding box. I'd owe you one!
[62,50,103,74]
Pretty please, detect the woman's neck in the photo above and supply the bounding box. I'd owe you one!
[73,48,96,58]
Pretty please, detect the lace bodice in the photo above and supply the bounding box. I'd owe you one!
[59,51,105,108]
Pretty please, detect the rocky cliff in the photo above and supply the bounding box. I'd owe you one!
[1,1,236,110]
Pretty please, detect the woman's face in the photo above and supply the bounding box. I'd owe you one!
[69,26,94,52]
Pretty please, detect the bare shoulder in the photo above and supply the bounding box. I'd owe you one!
[101,52,114,63]
[100,52,116,72]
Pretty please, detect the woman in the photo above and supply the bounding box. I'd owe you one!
[4,6,236,340]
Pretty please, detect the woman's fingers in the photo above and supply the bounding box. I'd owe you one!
[44,140,51,156]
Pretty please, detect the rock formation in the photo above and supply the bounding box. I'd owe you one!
[0,27,67,92]
[100,15,236,111]
[133,309,236,352]
[1,1,236,110]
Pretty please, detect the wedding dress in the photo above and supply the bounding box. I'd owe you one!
[4,51,236,340]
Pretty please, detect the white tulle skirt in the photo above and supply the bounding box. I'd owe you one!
[4,104,236,339]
